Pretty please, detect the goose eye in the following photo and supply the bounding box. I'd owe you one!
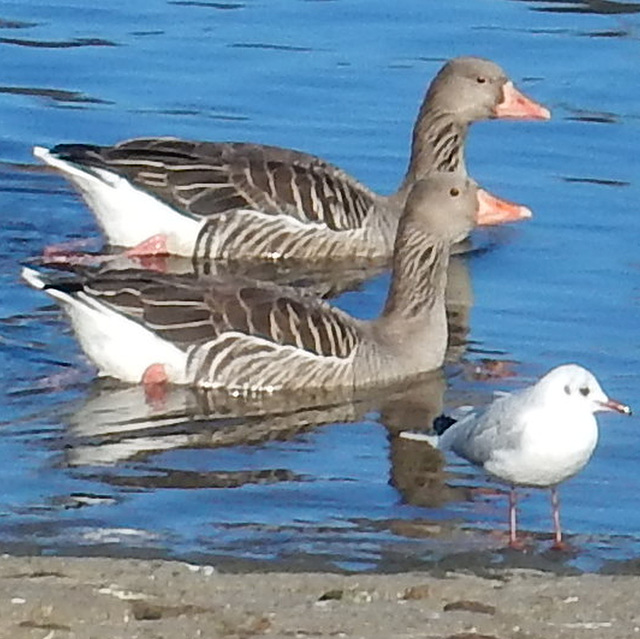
[476,76,487,84]
[564,385,571,395]
[579,386,590,397]
[449,187,460,197]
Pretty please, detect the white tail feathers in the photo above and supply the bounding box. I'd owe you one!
[398,431,439,447]
[21,266,47,290]
[33,146,51,162]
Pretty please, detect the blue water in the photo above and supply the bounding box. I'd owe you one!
[0,0,639,573]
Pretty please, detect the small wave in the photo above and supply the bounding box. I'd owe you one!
[0,36,117,49]
[0,86,111,105]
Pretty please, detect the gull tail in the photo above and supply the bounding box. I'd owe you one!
[398,430,439,447]
[399,412,460,447]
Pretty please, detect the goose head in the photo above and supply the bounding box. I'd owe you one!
[426,56,551,122]
[402,172,478,246]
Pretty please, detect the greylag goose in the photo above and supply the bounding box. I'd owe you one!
[401,365,631,549]
[33,56,549,262]
[22,172,479,393]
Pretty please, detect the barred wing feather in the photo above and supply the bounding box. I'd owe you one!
[55,138,377,232]
[84,272,361,360]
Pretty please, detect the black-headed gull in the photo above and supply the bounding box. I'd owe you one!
[401,364,631,549]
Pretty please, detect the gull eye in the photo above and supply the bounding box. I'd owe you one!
[580,386,590,397]
[476,76,487,84]
[449,187,460,197]
[564,385,571,395]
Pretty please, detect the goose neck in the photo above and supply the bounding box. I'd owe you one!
[382,226,450,322]
[396,109,468,203]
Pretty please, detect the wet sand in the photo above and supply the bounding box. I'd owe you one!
[0,555,639,639]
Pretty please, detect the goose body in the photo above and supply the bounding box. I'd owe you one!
[34,57,548,261]
[23,173,477,393]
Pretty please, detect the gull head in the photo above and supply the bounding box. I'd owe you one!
[535,364,631,416]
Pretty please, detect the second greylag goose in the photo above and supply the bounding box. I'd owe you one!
[34,57,549,262]
[22,172,479,394]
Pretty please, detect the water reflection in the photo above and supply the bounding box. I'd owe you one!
[62,381,362,467]
[61,372,445,466]
[55,371,463,520]
[34,243,474,332]
[34,249,389,303]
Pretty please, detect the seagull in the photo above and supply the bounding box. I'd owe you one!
[401,364,632,549]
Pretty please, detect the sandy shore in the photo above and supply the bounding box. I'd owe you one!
[0,555,638,638]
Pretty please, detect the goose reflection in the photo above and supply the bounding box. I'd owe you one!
[35,234,479,303]
[59,372,458,507]
[63,378,369,468]
[62,372,444,461]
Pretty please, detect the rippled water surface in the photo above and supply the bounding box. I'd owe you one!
[1,0,639,573]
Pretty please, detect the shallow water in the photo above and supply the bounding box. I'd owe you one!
[0,0,639,573]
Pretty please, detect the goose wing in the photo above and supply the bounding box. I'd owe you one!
[52,138,377,232]
[83,270,362,359]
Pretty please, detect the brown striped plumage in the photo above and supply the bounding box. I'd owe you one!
[74,140,376,232]
[24,173,478,393]
[77,268,361,364]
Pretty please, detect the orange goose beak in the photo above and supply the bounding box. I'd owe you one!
[476,189,532,226]
[494,81,551,120]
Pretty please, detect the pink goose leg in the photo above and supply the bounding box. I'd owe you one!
[125,234,169,257]
[142,363,169,407]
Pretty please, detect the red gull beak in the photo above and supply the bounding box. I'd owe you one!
[598,398,632,415]
[476,188,532,226]
[494,81,551,120]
